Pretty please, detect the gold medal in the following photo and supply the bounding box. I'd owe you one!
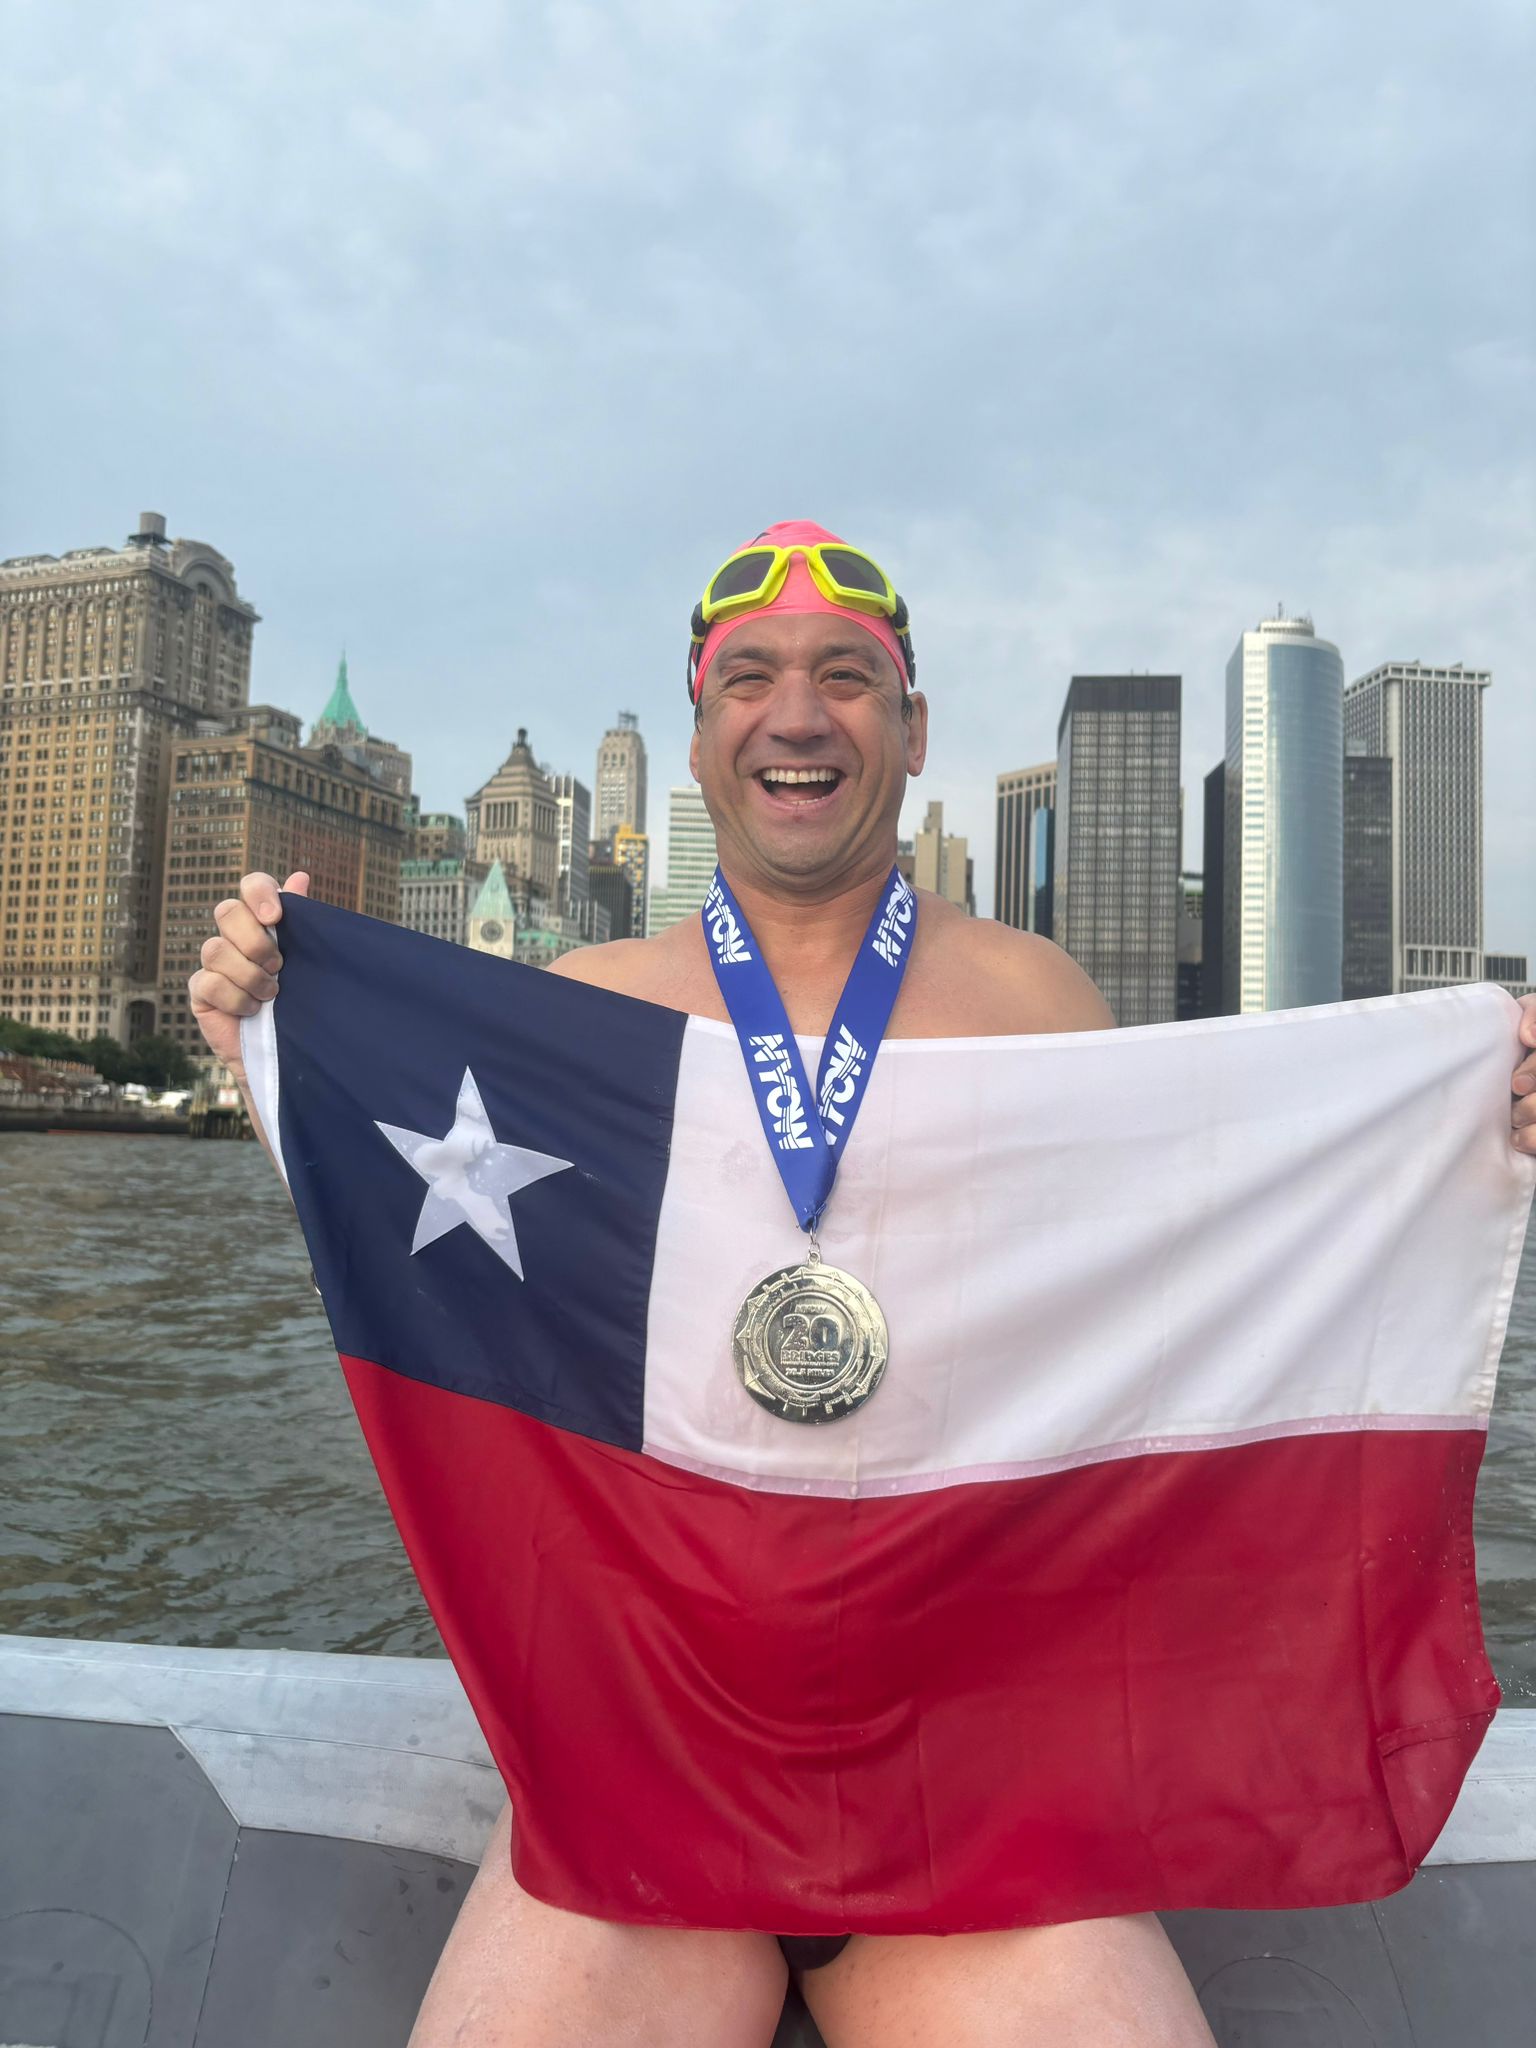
[732,1248,888,1426]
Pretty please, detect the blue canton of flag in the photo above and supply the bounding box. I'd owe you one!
[247,894,683,1448]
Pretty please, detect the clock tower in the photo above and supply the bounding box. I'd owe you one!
[468,860,517,961]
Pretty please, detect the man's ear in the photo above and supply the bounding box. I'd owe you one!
[688,723,701,780]
[904,691,929,776]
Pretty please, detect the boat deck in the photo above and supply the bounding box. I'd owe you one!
[3,1636,1532,2046]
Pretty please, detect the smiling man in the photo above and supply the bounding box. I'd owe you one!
[401,523,1222,2048]
[191,521,1536,2048]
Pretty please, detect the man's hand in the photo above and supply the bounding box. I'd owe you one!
[189,870,310,1075]
[1513,993,1536,1156]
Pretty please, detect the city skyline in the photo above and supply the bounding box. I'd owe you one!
[14,505,1527,970]
[3,505,1531,1056]
[219,598,1536,991]
[2,505,1526,1054]
[9,509,1531,991]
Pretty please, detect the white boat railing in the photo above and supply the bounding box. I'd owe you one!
[1,1632,1532,1869]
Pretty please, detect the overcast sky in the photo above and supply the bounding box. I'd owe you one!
[3,0,1531,954]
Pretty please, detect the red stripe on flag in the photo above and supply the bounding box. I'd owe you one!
[342,1354,1498,1934]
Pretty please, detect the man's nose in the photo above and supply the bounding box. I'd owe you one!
[767,670,835,741]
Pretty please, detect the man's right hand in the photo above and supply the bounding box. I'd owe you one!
[189,870,310,1074]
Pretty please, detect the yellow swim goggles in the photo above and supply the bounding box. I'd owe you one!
[687,542,915,697]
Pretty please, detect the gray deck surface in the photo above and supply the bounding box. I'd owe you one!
[3,1638,1533,2046]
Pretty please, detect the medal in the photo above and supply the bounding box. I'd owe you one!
[703,865,916,1426]
[733,1242,889,1425]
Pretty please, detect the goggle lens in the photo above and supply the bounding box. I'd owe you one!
[707,550,778,610]
[817,548,890,600]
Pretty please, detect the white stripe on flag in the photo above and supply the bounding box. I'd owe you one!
[642,985,1534,1499]
[239,995,290,1191]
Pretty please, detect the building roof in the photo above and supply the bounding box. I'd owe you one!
[470,860,516,919]
[315,653,366,736]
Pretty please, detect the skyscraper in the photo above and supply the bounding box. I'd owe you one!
[1200,762,1226,1014]
[1055,675,1181,1027]
[913,800,974,914]
[309,653,413,799]
[1176,872,1204,1020]
[466,728,560,907]
[994,762,1055,935]
[595,710,647,840]
[587,852,635,942]
[1342,661,1491,993]
[0,510,257,1040]
[552,773,591,918]
[159,705,408,1052]
[1342,745,1393,1000]
[648,785,718,936]
[611,822,650,938]
[1223,615,1343,1014]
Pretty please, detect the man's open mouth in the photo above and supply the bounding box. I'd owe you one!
[756,767,845,804]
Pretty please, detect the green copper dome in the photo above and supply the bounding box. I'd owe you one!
[315,652,366,737]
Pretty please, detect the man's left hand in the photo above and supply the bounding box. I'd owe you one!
[1513,993,1536,1156]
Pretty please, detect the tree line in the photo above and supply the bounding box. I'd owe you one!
[0,1016,197,1090]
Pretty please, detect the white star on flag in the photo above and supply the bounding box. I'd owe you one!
[375,1067,574,1280]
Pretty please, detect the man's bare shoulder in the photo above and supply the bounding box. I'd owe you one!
[545,937,653,993]
[906,893,1116,1036]
[545,922,718,1015]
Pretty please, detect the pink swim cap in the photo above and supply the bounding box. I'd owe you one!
[690,520,911,704]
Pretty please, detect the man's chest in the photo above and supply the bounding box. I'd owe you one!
[618,949,1046,1042]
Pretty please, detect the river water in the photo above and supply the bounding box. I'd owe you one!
[3,1134,1534,1698]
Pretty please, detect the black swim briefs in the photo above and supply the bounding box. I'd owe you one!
[778,1934,852,1971]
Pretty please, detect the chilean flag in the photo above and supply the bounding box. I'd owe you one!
[242,894,1534,1935]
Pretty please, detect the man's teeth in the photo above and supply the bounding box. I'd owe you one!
[762,768,840,785]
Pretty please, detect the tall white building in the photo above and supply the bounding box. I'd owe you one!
[1342,662,1490,993]
[1222,615,1343,1014]
[595,710,647,840]
[648,785,719,935]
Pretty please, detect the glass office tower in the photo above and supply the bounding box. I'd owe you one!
[1223,616,1343,1013]
[1056,675,1181,1026]
[1343,662,1490,993]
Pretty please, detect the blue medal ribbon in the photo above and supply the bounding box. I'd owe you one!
[702,865,917,1234]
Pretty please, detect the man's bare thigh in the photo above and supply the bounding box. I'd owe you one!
[799,1915,1215,2048]
[407,1807,788,2048]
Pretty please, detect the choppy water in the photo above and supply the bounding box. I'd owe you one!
[2,1135,1534,1697]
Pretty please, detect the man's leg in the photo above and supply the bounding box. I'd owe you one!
[799,1914,1215,2048]
[408,1805,790,2048]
